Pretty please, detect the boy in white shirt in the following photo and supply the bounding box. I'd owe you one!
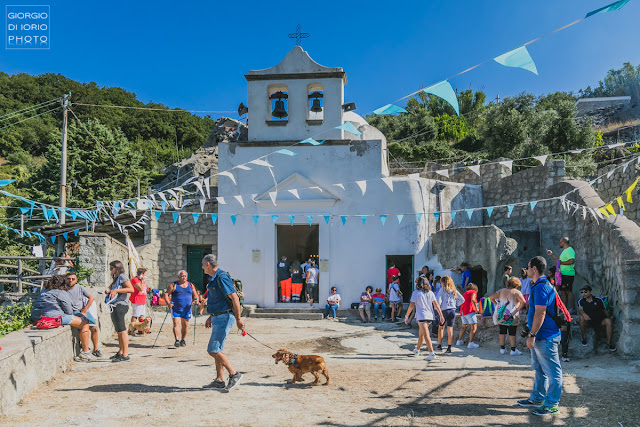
[405,277,445,361]
[388,276,403,322]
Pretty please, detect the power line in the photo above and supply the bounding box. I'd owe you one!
[0,106,61,131]
[0,97,61,122]
[72,102,235,114]
[69,109,117,160]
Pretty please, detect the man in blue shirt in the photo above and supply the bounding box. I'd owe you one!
[518,256,563,416]
[201,254,245,392]
[452,262,471,294]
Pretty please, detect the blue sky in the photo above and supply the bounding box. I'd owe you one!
[2,0,639,118]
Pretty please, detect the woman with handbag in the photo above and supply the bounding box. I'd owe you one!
[489,277,527,356]
[106,260,134,362]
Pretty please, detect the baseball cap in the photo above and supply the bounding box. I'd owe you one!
[580,285,592,292]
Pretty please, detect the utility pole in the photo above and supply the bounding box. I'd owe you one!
[58,93,70,255]
[137,179,141,199]
[495,94,500,104]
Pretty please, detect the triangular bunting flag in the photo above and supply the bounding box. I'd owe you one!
[272,215,279,223]
[373,104,408,115]
[494,45,538,75]
[192,213,200,224]
[616,197,624,211]
[582,207,587,220]
[341,216,347,225]
[380,215,387,226]
[335,122,363,136]
[356,180,367,196]
[42,205,50,221]
[172,213,180,224]
[249,159,273,168]
[253,215,259,225]
[300,138,324,145]
[626,178,638,203]
[307,215,313,226]
[211,214,218,225]
[623,161,631,173]
[599,207,610,218]
[194,181,205,198]
[324,215,330,224]
[422,81,460,115]
[275,149,297,156]
[218,171,236,185]
[607,169,615,179]
[62,233,68,241]
[533,155,548,165]
[381,177,394,191]
[73,229,79,236]
[288,189,300,199]
[466,209,474,220]
[468,165,481,176]
[160,201,166,212]
[434,212,440,222]
[499,160,513,171]
[530,201,538,212]
[236,164,251,171]
[361,215,367,224]
[269,192,277,205]
[288,215,295,226]
[51,235,56,244]
[450,211,457,221]
[334,184,345,191]
[586,0,629,18]
[155,212,162,221]
[204,177,211,199]
[216,197,226,205]
[487,207,494,217]
[416,213,423,223]
[605,204,616,216]
[507,204,515,217]
[234,195,245,208]
[436,169,449,178]
[230,215,237,225]
[19,207,29,215]
[396,214,404,224]
[129,209,137,219]
[199,199,206,212]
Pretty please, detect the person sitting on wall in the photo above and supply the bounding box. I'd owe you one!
[65,272,103,359]
[31,275,91,359]
[577,285,616,352]
[371,287,386,321]
[358,286,373,323]
[324,287,341,319]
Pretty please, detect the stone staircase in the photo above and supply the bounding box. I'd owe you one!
[250,308,324,320]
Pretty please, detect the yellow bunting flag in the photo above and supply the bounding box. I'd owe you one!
[599,207,610,218]
[616,197,625,211]
[606,204,616,216]
[626,178,638,204]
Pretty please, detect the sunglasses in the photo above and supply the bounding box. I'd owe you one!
[580,290,590,294]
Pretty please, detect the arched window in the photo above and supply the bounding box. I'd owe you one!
[307,83,324,123]
[268,84,288,124]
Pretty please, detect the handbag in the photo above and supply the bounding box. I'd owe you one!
[35,316,62,329]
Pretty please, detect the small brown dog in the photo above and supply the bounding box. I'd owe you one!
[272,349,330,386]
[128,316,152,335]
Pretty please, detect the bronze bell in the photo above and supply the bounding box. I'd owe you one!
[310,98,323,113]
[272,99,288,119]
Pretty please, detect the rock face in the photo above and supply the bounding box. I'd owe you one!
[156,117,248,189]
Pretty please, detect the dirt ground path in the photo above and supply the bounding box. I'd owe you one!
[3,314,640,426]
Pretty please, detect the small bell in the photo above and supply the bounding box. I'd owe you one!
[310,98,322,113]
[272,100,288,119]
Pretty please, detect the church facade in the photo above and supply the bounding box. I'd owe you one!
[217,47,482,307]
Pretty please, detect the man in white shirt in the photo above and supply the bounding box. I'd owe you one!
[324,287,341,319]
[388,276,403,322]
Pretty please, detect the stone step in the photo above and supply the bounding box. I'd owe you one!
[254,308,323,313]
[249,312,324,320]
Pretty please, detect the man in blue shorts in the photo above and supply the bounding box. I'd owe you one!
[201,254,245,392]
[165,270,199,347]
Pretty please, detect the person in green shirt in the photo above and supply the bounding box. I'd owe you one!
[547,236,576,312]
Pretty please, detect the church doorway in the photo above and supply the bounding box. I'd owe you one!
[385,255,414,302]
[276,225,319,302]
[186,245,212,293]
[469,266,488,296]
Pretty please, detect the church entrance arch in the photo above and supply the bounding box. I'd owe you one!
[276,225,319,303]
[385,255,414,302]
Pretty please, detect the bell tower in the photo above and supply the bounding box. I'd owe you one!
[244,46,347,142]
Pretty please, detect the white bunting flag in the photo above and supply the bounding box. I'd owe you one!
[436,169,449,178]
[582,207,587,219]
[204,177,211,199]
[249,159,273,168]
[168,200,178,210]
[269,191,277,205]
[594,207,604,220]
[607,169,615,179]
[158,192,168,204]
[468,165,481,176]
[533,155,548,165]
[499,160,513,170]
[235,164,252,170]
[334,184,345,191]
[250,193,258,201]
[193,181,205,198]
[381,177,394,191]
[309,186,323,193]
[570,149,585,154]
[167,189,179,200]
[199,199,206,212]
[218,171,236,185]
[608,143,624,149]
[408,173,420,180]
[288,189,300,199]
[623,161,631,173]
[216,197,226,205]
[356,180,367,196]
[234,195,244,207]
[129,209,137,219]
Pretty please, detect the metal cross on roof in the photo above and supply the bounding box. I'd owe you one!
[288,24,310,46]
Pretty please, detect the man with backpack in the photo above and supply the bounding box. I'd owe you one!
[518,256,563,417]
[201,254,245,392]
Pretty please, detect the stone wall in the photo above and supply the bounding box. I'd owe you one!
[593,160,640,225]
[78,232,130,287]
[139,202,218,290]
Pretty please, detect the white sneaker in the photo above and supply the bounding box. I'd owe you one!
[467,342,479,349]
[424,352,436,361]
[77,351,95,361]
[456,340,464,346]
[510,349,523,356]
[413,348,420,356]
[500,348,507,355]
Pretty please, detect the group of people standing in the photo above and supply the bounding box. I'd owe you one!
[277,256,319,305]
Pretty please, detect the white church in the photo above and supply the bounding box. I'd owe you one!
[217,46,481,308]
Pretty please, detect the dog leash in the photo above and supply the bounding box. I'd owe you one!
[239,330,277,351]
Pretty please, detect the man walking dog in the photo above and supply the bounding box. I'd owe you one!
[201,254,245,392]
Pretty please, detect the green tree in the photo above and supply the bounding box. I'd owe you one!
[580,62,640,103]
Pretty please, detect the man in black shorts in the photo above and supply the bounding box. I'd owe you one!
[577,285,616,352]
